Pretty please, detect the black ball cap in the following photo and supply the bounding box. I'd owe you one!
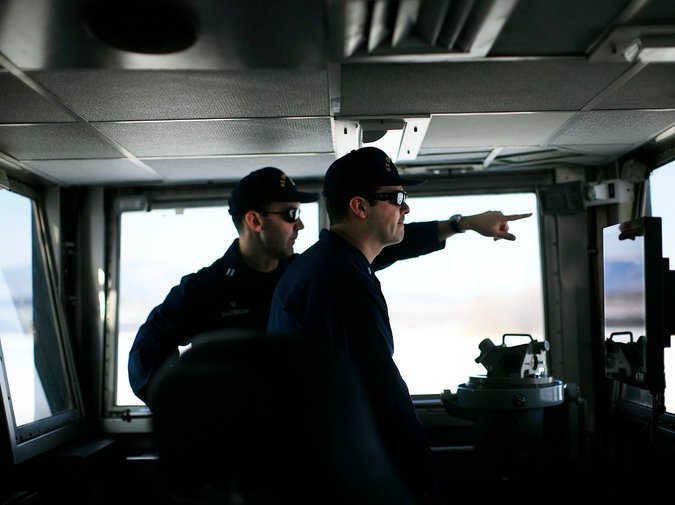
[228,167,320,216]
[323,147,425,200]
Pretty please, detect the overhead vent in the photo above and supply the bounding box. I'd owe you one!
[331,0,518,61]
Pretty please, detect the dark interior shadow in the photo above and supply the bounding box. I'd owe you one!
[148,329,416,505]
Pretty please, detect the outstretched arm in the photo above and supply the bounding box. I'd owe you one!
[438,211,532,241]
[373,212,532,271]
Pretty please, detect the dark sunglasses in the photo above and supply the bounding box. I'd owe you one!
[256,207,301,223]
[369,191,408,206]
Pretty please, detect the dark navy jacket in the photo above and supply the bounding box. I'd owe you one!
[128,239,286,402]
[267,227,443,504]
[128,222,443,404]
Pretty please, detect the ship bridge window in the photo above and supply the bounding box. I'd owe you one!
[0,187,81,463]
[113,192,542,408]
[647,159,675,414]
[378,193,545,396]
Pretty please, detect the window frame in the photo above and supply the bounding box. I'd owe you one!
[102,173,552,424]
[0,181,84,463]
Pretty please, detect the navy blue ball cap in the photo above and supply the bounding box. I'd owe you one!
[228,167,320,216]
[323,147,425,200]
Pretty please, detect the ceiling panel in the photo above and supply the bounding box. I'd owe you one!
[340,61,630,115]
[0,72,74,123]
[422,112,575,148]
[0,123,122,160]
[31,69,330,121]
[23,158,160,185]
[591,64,675,110]
[94,118,334,157]
[547,110,675,146]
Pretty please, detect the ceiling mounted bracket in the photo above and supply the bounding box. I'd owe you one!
[331,116,431,162]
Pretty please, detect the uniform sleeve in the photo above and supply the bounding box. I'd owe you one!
[372,221,445,271]
[127,272,214,404]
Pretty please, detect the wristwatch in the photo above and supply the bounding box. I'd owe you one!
[449,214,464,234]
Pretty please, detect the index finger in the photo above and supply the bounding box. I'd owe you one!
[505,213,532,221]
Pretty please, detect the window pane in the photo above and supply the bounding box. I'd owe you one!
[116,202,320,406]
[378,193,544,395]
[0,190,74,426]
[648,161,675,413]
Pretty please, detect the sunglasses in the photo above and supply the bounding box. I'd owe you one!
[256,207,301,223]
[369,191,408,206]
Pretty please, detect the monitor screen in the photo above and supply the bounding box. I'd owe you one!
[603,217,667,394]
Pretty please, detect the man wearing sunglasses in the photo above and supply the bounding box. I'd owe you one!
[268,147,531,504]
[128,166,320,405]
